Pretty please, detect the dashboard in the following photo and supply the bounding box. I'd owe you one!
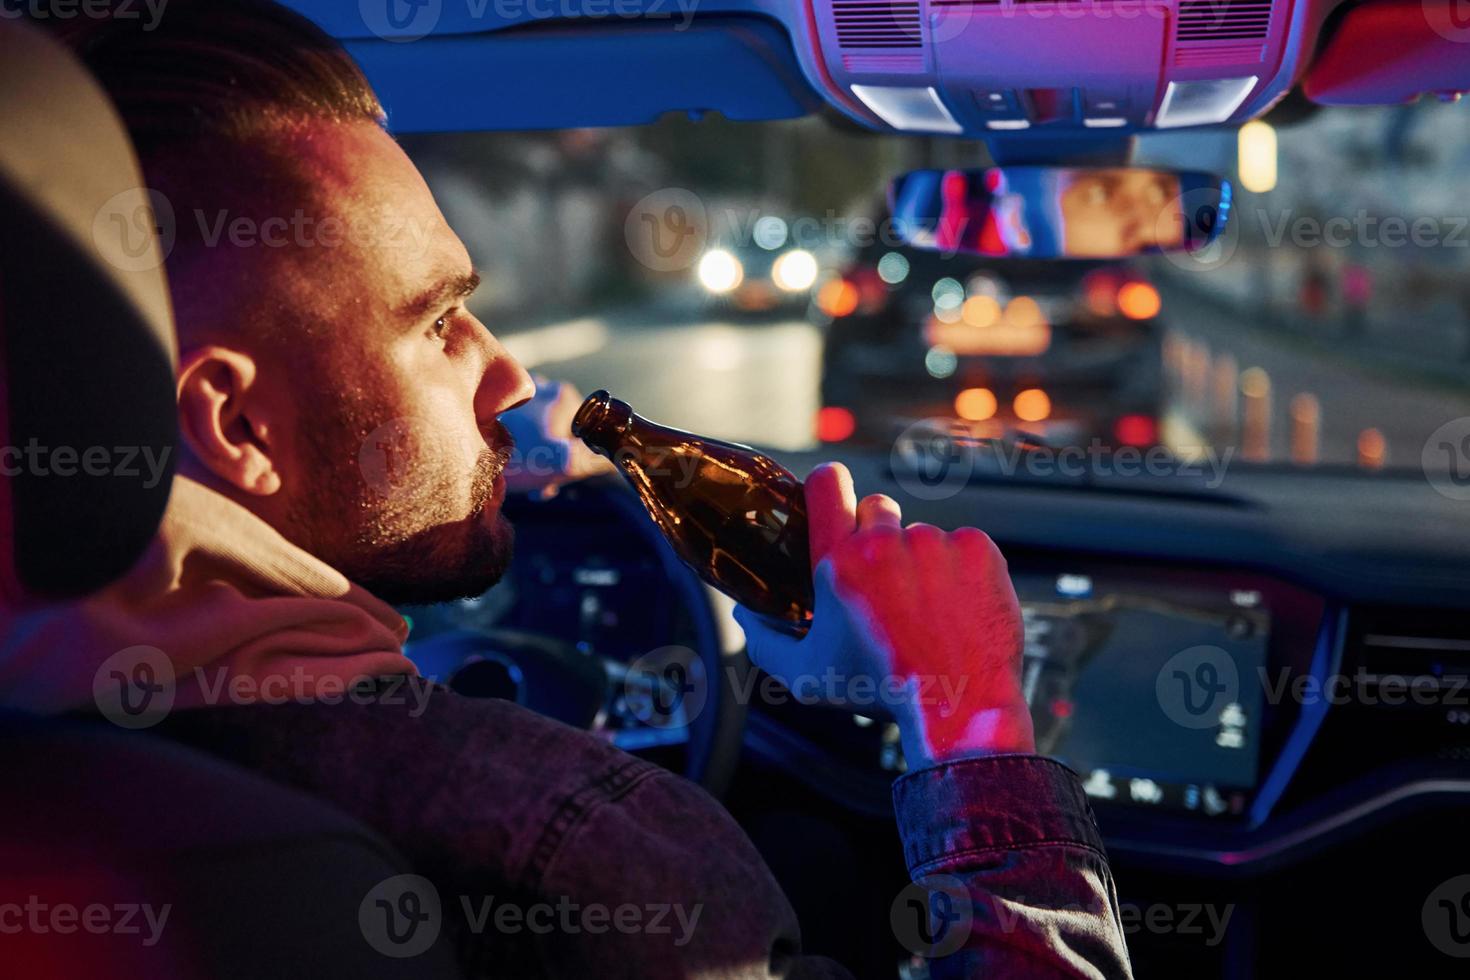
[744,550,1331,840]
[1012,562,1294,823]
[747,451,1470,872]
[397,458,1470,973]
[402,456,1470,878]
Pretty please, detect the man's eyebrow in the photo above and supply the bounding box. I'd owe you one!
[398,271,481,322]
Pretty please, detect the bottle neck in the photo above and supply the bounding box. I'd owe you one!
[571,389,635,458]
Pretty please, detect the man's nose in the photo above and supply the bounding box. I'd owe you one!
[474,333,536,425]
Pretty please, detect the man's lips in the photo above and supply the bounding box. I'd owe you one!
[484,420,515,460]
[473,425,513,523]
[476,475,505,530]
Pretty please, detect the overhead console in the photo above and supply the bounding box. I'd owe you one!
[802,0,1331,145]
[296,0,1443,142]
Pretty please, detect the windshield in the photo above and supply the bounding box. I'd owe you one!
[401,99,1470,482]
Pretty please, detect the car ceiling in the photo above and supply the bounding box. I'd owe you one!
[286,1,1470,153]
[285,0,828,133]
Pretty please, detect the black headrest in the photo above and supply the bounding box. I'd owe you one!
[0,20,178,600]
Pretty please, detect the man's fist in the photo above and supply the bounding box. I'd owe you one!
[735,462,1035,769]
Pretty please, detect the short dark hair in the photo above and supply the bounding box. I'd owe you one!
[58,0,384,158]
[53,0,388,346]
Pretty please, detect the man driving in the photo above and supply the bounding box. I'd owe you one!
[0,2,1133,976]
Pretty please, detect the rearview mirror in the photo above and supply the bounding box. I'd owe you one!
[888,167,1231,260]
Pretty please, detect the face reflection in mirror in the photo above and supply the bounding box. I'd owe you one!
[1057,169,1184,257]
[889,166,1225,260]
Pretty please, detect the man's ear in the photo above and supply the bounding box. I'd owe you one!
[176,346,284,496]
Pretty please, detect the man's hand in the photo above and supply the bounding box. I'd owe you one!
[501,378,614,499]
[734,462,1035,769]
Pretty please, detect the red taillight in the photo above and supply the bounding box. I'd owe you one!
[1114,414,1157,447]
[1082,270,1161,321]
[816,406,856,443]
[1081,269,1121,317]
[849,267,889,314]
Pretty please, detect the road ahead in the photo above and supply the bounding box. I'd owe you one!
[502,300,822,452]
[1157,281,1470,469]
[499,292,1470,473]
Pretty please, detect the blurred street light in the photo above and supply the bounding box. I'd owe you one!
[697,249,743,294]
[1238,120,1278,193]
[772,249,818,292]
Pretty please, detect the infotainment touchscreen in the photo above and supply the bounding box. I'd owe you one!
[1011,567,1272,819]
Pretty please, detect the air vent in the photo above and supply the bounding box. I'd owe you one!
[1177,0,1272,44]
[843,52,925,72]
[832,0,923,49]
[1333,606,1470,767]
[1344,606,1470,707]
[1174,43,1264,67]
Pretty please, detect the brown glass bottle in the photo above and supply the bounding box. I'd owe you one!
[572,390,813,626]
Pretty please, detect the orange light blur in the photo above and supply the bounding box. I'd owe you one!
[961,295,1001,328]
[1118,282,1162,320]
[1240,366,1270,399]
[1358,428,1386,470]
[816,279,860,318]
[954,388,998,421]
[926,295,1050,357]
[1013,388,1052,422]
[1004,295,1044,328]
[816,406,856,442]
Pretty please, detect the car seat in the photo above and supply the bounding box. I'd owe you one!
[0,20,462,978]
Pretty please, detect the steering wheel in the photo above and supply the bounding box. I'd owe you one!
[398,477,746,796]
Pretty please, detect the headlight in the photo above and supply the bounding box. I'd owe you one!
[771,249,818,292]
[697,249,743,294]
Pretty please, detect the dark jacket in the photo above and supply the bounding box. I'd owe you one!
[152,685,1133,978]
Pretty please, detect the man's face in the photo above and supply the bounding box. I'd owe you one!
[1058,169,1184,257]
[187,121,535,604]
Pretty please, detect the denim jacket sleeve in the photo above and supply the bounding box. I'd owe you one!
[890,754,1134,980]
[150,692,1130,979]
